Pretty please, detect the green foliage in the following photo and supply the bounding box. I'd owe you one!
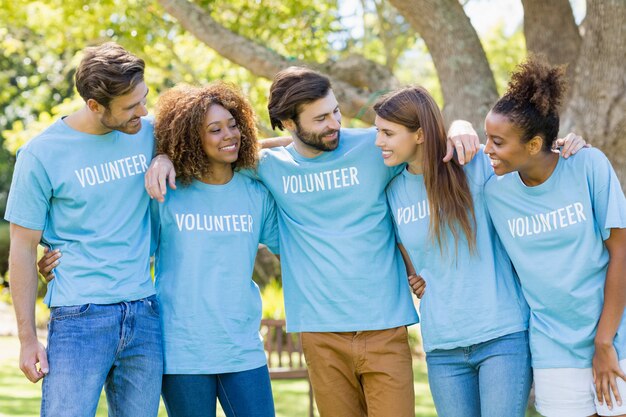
[0,222,9,278]
[201,0,342,63]
[482,23,527,95]
[395,39,444,108]
[34,299,50,329]
[261,278,285,320]
[407,326,423,355]
[0,284,10,304]
[341,0,417,70]
[0,0,349,162]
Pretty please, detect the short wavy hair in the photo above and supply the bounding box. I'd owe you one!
[268,66,331,131]
[75,42,145,108]
[155,82,259,185]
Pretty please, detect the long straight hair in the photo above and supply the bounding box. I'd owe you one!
[374,86,476,255]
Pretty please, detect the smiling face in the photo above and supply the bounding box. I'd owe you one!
[374,115,421,168]
[289,90,341,155]
[483,111,534,176]
[201,104,241,167]
[98,81,149,134]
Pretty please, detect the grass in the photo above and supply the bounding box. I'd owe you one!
[0,336,540,416]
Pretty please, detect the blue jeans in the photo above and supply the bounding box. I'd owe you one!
[425,330,532,417]
[162,365,275,417]
[41,296,163,417]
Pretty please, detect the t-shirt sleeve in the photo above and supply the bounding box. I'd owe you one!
[386,188,402,244]
[4,149,52,230]
[149,199,161,256]
[142,117,157,157]
[589,150,626,240]
[477,146,496,186]
[386,164,404,185]
[260,190,279,254]
[392,218,402,244]
[237,167,260,181]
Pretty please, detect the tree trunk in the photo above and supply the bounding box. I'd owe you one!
[521,0,581,105]
[157,0,401,124]
[563,0,626,185]
[388,0,498,130]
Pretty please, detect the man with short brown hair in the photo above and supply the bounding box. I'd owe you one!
[6,42,162,417]
[147,66,481,417]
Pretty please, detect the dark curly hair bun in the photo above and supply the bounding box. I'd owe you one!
[491,55,567,151]
[505,57,566,117]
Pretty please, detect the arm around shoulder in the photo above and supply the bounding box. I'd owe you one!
[445,120,480,165]
[260,136,292,149]
[145,154,176,202]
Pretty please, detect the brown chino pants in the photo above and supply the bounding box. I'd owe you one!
[301,326,415,417]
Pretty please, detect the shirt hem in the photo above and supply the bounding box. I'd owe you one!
[533,351,626,369]
[164,359,267,375]
[532,362,592,369]
[4,214,44,231]
[286,317,418,333]
[423,323,528,352]
[47,289,156,307]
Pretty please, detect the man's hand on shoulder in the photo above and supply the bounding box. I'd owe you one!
[145,154,176,202]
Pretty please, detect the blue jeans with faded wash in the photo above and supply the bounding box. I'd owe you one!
[426,330,532,417]
[41,295,163,417]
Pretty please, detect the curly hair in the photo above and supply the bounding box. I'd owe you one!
[491,56,567,151]
[155,82,259,185]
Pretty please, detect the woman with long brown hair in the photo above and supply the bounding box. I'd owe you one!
[374,86,532,417]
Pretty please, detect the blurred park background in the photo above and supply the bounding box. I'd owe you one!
[0,0,623,415]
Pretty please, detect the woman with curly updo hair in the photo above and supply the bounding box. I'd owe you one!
[155,82,259,184]
[152,82,278,417]
[484,57,626,417]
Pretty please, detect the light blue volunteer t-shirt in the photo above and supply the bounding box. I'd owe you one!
[5,118,155,307]
[245,127,419,332]
[484,147,626,368]
[386,150,529,352]
[151,173,279,374]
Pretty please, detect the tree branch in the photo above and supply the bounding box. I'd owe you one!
[388,0,498,130]
[157,0,400,123]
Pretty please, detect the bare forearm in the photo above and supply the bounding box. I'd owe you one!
[9,243,40,344]
[260,136,292,149]
[398,244,416,276]
[596,233,626,346]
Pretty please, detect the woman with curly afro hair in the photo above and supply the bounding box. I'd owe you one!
[484,57,626,417]
[151,82,279,417]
